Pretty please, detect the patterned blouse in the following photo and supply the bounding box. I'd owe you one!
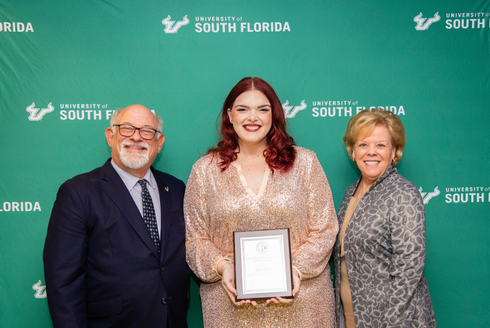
[334,166,436,328]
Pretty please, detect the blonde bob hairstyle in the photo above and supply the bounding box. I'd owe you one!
[343,108,406,164]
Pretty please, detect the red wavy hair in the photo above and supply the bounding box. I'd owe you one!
[207,77,296,172]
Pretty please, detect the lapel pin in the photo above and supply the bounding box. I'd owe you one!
[165,186,169,192]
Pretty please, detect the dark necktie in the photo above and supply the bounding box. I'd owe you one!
[138,179,161,253]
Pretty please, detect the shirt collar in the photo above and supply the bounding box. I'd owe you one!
[110,159,156,191]
[350,165,398,198]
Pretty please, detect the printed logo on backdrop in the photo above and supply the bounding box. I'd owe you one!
[60,103,111,120]
[417,185,490,204]
[32,280,47,299]
[413,11,490,30]
[162,15,190,33]
[281,100,406,119]
[414,12,441,31]
[26,102,54,121]
[0,201,41,212]
[282,100,307,118]
[445,186,489,204]
[162,14,290,34]
[445,11,489,29]
[312,102,405,118]
[418,186,440,204]
[0,22,34,32]
[281,99,406,119]
[25,103,163,121]
[26,103,112,121]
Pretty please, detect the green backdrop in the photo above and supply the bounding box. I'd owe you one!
[1,0,489,327]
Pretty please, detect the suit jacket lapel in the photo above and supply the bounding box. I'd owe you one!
[100,160,160,260]
[155,174,172,263]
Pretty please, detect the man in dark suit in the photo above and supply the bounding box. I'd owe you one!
[43,104,189,327]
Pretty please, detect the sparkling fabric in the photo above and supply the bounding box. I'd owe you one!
[138,179,160,253]
[184,147,338,328]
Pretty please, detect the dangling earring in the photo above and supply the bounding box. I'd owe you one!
[352,157,356,162]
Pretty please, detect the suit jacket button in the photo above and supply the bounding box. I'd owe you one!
[161,297,167,305]
[160,266,165,271]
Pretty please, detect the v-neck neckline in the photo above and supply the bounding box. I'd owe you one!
[231,162,270,198]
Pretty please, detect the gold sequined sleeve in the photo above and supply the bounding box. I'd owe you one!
[292,153,339,280]
[184,157,231,283]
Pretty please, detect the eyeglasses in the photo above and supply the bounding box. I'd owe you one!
[113,124,160,140]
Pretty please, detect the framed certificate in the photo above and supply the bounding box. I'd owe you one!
[233,228,293,301]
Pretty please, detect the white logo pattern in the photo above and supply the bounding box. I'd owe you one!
[26,102,54,121]
[282,100,307,118]
[32,280,47,298]
[419,186,440,204]
[414,12,441,31]
[162,15,190,34]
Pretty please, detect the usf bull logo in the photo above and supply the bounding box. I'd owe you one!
[32,280,47,299]
[419,186,440,204]
[26,102,54,121]
[162,15,190,33]
[414,12,440,31]
[282,100,307,118]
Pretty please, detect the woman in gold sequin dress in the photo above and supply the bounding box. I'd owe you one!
[184,77,338,327]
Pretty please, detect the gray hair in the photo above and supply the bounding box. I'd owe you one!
[110,108,164,136]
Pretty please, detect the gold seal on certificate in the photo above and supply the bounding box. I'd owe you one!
[233,229,293,301]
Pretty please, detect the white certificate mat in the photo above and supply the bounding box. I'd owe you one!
[233,229,293,300]
[241,235,287,294]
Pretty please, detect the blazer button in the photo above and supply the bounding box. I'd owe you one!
[161,297,167,305]
[160,266,165,271]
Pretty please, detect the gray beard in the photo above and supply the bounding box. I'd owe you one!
[119,141,150,169]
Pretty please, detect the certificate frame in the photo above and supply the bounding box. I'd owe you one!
[233,228,293,301]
